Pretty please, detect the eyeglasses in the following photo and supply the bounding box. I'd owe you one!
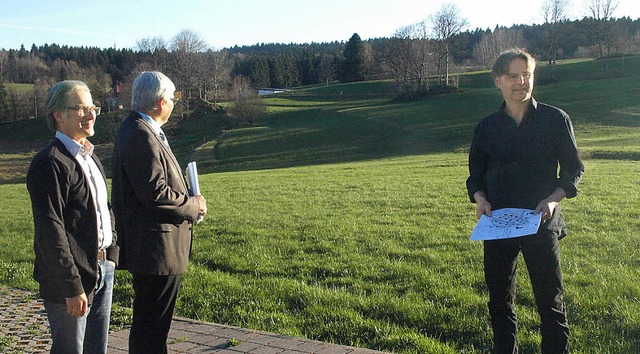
[66,105,101,117]
[170,91,182,103]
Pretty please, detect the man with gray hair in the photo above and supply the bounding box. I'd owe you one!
[27,80,118,354]
[112,71,206,353]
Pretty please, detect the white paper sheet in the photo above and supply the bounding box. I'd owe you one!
[186,161,203,223]
[470,208,541,241]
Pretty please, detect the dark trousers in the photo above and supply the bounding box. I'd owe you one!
[484,232,570,354]
[129,274,182,354]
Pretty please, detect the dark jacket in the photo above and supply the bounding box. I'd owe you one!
[111,112,199,275]
[27,138,119,304]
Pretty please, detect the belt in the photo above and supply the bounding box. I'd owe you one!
[97,249,106,261]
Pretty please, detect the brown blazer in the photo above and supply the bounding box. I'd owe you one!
[111,112,199,275]
[27,138,119,304]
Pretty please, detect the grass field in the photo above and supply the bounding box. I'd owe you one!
[1,56,639,353]
[4,83,34,94]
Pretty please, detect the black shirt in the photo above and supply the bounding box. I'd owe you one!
[466,98,584,236]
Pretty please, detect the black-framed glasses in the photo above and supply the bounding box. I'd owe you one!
[66,105,101,117]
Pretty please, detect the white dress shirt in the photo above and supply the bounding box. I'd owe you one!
[139,112,170,147]
[55,131,113,251]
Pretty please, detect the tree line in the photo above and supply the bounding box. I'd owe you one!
[1,2,639,123]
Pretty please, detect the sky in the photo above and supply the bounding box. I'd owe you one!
[1,0,639,51]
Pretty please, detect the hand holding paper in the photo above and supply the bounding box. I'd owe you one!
[186,161,204,223]
[470,208,541,241]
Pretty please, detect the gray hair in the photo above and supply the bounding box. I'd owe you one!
[491,48,536,79]
[130,71,176,113]
[45,80,90,131]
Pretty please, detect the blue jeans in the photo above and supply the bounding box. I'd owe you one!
[44,260,115,354]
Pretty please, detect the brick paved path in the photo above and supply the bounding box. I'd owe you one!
[0,287,51,352]
[0,287,388,353]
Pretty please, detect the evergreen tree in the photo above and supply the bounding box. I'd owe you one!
[339,33,367,83]
[249,55,271,88]
[298,49,318,85]
[0,74,10,123]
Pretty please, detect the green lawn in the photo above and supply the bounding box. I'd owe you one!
[1,56,639,353]
[4,82,34,94]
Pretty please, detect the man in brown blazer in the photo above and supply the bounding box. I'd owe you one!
[111,71,206,353]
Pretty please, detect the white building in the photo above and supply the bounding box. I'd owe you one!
[257,88,288,96]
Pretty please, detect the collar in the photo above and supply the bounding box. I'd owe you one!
[55,131,94,158]
[498,98,539,119]
[138,112,163,136]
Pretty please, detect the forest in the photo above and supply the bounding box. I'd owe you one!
[1,10,639,123]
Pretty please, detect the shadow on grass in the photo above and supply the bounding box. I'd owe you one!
[587,151,640,161]
[187,97,479,175]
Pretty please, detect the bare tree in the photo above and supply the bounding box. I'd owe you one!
[584,0,619,57]
[542,0,570,68]
[136,36,169,70]
[430,3,468,85]
[168,29,209,114]
[379,21,438,99]
[13,55,48,83]
[412,21,435,88]
[203,49,231,107]
[229,75,265,126]
[230,75,252,102]
[170,30,208,53]
[136,36,167,53]
[584,0,618,20]
[383,24,419,88]
[473,28,526,68]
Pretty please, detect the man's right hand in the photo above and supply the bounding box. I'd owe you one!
[66,292,88,317]
[196,194,207,217]
[473,191,492,218]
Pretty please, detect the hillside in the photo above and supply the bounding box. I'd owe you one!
[2,56,638,175]
[189,56,640,174]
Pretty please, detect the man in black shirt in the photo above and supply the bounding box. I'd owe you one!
[466,49,584,353]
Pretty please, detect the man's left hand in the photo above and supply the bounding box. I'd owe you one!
[534,199,558,221]
[534,188,567,221]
